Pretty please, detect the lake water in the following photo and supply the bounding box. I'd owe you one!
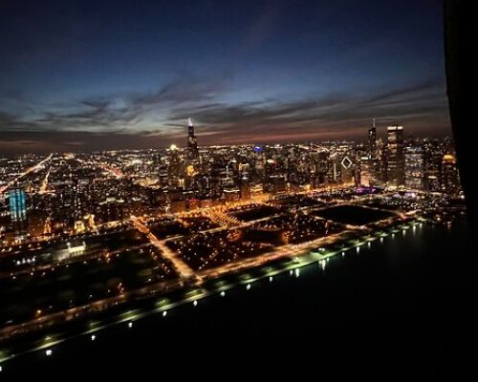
[2,218,476,380]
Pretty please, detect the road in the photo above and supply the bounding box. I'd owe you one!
[0,153,53,195]
[0,201,413,345]
[39,169,51,194]
[75,157,124,179]
[131,216,196,279]
[0,189,410,345]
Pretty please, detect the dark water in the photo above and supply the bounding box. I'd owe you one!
[2,219,476,380]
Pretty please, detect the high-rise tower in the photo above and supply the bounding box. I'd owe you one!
[168,144,181,188]
[366,119,381,185]
[187,118,199,161]
[387,125,405,187]
[368,118,377,160]
[405,146,425,190]
[8,188,27,234]
[441,154,460,194]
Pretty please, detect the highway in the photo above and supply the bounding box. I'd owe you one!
[75,157,125,179]
[39,169,51,194]
[0,153,53,195]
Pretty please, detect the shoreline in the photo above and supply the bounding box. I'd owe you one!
[0,214,421,365]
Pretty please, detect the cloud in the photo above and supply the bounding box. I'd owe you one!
[131,72,232,107]
[238,0,287,55]
[0,111,38,131]
[0,76,451,153]
[163,79,449,143]
[364,78,444,106]
[0,72,234,135]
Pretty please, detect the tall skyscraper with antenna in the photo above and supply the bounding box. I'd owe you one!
[187,118,199,161]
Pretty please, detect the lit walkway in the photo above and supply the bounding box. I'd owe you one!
[131,217,196,279]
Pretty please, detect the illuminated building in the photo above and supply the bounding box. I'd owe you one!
[405,146,425,190]
[240,174,251,200]
[98,197,126,223]
[424,141,444,192]
[328,152,343,184]
[340,154,355,184]
[223,188,241,202]
[387,125,405,187]
[187,118,199,161]
[441,154,460,194]
[8,188,27,233]
[267,175,287,195]
[367,122,381,185]
[359,156,372,187]
[368,119,377,160]
[316,150,330,187]
[168,144,181,188]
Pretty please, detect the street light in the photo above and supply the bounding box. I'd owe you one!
[45,349,53,357]
[91,335,96,341]
[162,311,168,317]
[128,322,133,329]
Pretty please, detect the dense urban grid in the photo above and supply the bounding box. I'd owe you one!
[0,119,464,357]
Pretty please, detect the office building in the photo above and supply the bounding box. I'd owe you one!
[387,125,405,187]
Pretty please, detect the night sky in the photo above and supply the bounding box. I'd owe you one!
[0,0,449,153]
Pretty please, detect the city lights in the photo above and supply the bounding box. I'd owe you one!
[0,1,470,376]
[0,120,465,367]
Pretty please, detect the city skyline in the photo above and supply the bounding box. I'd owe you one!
[0,122,465,369]
[1,0,449,154]
[0,2,475,378]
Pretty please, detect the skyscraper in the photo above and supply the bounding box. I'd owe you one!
[359,156,372,187]
[441,154,460,194]
[187,118,199,161]
[367,119,381,185]
[405,146,425,190]
[368,119,377,160]
[424,140,443,192]
[168,144,181,188]
[387,125,405,187]
[8,188,27,233]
